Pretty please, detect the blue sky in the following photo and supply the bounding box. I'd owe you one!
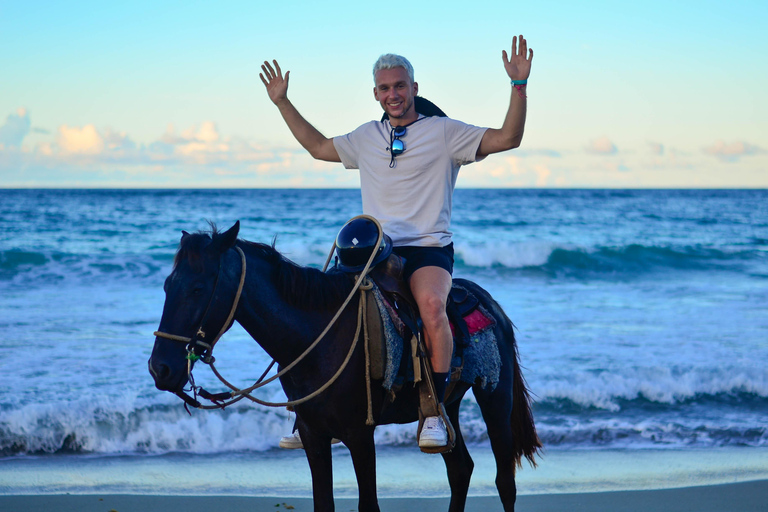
[1,0,766,187]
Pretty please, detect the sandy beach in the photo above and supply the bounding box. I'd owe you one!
[1,480,766,512]
[2,446,766,511]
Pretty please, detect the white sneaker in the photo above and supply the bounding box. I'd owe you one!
[279,430,304,449]
[419,416,448,448]
[278,430,342,449]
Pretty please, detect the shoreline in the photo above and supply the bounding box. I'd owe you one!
[2,446,766,497]
[1,480,766,512]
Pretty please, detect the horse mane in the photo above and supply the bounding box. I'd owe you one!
[239,239,354,310]
[174,223,354,310]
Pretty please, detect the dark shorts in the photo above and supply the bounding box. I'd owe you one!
[392,243,454,281]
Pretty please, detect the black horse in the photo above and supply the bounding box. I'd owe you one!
[149,222,540,512]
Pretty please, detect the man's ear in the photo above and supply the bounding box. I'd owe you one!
[413,81,418,96]
[373,86,379,101]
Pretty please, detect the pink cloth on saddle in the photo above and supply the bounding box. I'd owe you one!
[449,308,495,337]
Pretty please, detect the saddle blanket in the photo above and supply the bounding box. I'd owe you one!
[370,284,501,391]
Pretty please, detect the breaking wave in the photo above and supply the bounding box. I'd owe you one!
[3,241,764,287]
[2,365,766,456]
[455,242,764,275]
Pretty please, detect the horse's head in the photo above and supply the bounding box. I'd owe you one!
[148,221,240,397]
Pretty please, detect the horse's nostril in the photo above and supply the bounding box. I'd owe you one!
[149,359,172,382]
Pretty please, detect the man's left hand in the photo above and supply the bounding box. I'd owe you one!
[502,35,533,80]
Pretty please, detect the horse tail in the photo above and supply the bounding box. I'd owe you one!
[457,278,542,469]
[503,308,543,469]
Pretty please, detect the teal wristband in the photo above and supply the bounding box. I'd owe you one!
[511,79,527,86]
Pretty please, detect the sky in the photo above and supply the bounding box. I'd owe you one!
[1,0,766,188]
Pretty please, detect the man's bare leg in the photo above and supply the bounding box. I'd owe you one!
[410,265,453,372]
[409,265,453,448]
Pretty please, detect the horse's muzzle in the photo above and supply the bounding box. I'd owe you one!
[148,355,188,393]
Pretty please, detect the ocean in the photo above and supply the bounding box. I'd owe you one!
[1,188,767,496]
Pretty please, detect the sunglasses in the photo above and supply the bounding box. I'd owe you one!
[389,126,406,168]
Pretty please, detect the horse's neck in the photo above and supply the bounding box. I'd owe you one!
[235,292,300,364]
[234,254,350,366]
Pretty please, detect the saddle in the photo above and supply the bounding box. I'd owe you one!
[345,254,496,452]
[355,253,499,453]
[366,254,495,384]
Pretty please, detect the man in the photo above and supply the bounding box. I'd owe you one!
[262,35,533,450]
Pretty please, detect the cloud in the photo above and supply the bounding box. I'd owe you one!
[57,124,105,154]
[40,121,250,166]
[0,107,31,148]
[533,164,551,186]
[6,108,766,188]
[702,140,764,162]
[647,142,664,155]
[586,137,618,155]
[514,148,562,158]
[463,154,558,187]
[169,122,231,162]
[102,128,136,152]
[0,113,355,187]
[148,122,268,166]
[602,161,630,172]
[158,122,221,146]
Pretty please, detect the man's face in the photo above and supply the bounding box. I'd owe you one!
[373,67,418,122]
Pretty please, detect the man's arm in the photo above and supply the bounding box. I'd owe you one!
[260,60,341,163]
[477,35,533,158]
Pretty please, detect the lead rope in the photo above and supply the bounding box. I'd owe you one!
[362,284,374,425]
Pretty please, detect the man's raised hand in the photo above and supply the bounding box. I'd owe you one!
[260,60,290,105]
[502,35,533,81]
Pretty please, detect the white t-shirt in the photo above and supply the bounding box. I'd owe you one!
[333,115,487,247]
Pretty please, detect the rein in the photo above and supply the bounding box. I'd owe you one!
[154,215,384,414]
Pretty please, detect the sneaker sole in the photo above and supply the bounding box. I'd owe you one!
[279,438,343,450]
[419,443,453,454]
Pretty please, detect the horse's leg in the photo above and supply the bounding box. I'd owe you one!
[441,398,474,512]
[299,424,336,512]
[344,426,380,512]
[475,377,517,511]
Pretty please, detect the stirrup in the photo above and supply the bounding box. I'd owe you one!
[416,339,456,454]
[417,403,456,454]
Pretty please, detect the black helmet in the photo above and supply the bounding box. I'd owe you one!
[335,217,393,273]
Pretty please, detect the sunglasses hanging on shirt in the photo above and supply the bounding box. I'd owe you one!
[389,126,406,168]
[387,116,427,168]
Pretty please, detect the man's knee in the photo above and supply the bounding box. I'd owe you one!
[409,265,452,332]
[419,294,449,330]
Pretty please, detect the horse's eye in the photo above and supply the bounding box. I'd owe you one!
[191,286,205,296]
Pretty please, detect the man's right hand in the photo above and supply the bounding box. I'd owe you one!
[260,59,289,105]
[258,58,341,163]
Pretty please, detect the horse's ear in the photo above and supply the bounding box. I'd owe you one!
[211,221,240,254]
[181,230,190,241]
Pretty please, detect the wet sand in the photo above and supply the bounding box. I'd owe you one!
[1,480,766,512]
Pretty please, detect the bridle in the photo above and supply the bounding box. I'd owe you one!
[154,245,248,409]
[153,215,383,415]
